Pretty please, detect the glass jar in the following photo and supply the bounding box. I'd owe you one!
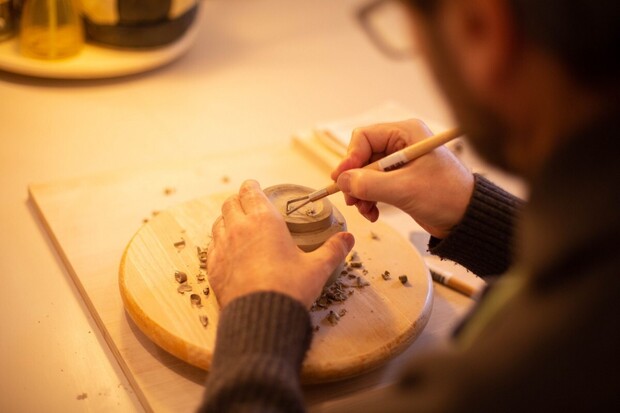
[19,0,83,59]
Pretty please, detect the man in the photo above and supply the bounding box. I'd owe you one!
[200,0,620,411]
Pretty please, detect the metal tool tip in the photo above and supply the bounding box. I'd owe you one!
[285,199,311,215]
[285,195,310,215]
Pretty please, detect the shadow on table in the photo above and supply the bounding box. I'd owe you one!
[123,311,207,387]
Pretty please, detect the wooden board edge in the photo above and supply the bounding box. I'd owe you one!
[27,185,154,413]
[300,290,433,384]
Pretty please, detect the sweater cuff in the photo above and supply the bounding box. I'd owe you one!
[201,292,312,412]
[429,174,523,278]
[212,291,312,363]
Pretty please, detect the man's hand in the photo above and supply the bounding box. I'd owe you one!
[207,180,355,309]
[331,119,474,239]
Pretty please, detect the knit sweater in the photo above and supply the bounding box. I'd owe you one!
[429,174,523,278]
[200,112,620,412]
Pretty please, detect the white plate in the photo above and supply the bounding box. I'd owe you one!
[0,17,200,79]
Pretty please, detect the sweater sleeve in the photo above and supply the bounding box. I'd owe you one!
[199,291,312,413]
[428,174,524,278]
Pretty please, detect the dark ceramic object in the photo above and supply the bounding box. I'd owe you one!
[83,0,198,48]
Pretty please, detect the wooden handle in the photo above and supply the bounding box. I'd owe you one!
[367,127,461,172]
[323,182,341,196]
[322,128,461,198]
[447,277,478,298]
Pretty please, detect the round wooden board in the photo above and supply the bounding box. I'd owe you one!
[119,193,433,383]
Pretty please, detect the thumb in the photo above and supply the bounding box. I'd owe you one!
[311,232,355,275]
[337,168,400,203]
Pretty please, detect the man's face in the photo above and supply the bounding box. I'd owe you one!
[411,7,516,173]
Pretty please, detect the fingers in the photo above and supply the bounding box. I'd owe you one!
[342,177,379,222]
[208,216,225,275]
[210,216,225,247]
[331,151,368,181]
[311,232,355,274]
[331,119,433,181]
[344,195,379,222]
[330,129,379,181]
[221,194,244,224]
[337,168,403,204]
[356,201,379,222]
[222,180,276,223]
[343,192,357,206]
[364,205,380,222]
[238,180,274,215]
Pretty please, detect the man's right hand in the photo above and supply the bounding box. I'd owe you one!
[331,119,474,239]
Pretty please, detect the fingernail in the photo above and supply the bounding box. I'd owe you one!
[338,172,351,193]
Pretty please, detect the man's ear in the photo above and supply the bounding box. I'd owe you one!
[441,0,518,96]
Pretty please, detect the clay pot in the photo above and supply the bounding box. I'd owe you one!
[264,184,347,286]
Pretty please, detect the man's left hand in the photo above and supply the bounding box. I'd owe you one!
[207,180,355,309]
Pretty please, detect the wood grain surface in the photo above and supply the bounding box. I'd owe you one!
[120,190,433,383]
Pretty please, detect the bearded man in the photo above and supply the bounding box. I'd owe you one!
[200,1,620,411]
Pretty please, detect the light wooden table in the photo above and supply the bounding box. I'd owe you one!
[0,1,519,411]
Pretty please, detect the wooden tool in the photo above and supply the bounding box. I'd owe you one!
[430,269,478,298]
[286,128,461,215]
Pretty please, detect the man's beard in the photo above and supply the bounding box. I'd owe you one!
[423,22,519,174]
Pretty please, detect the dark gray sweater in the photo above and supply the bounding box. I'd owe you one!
[200,113,620,412]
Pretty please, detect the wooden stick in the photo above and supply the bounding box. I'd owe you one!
[429,268,478,299]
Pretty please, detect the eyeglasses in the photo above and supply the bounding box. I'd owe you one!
[357,0,416,60]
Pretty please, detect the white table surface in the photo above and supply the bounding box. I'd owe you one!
[0,1,506,411]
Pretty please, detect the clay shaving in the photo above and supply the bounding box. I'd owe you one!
[354,276,370,288]
[174,238,186,250]
[310,251,372,315]
[325,310,340,325]
[168,242,213,327]
[164,187,176,196]
[197,246,208,271]
[190,294,202,307]
[175,271,188,283]
[311,280,350,311]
